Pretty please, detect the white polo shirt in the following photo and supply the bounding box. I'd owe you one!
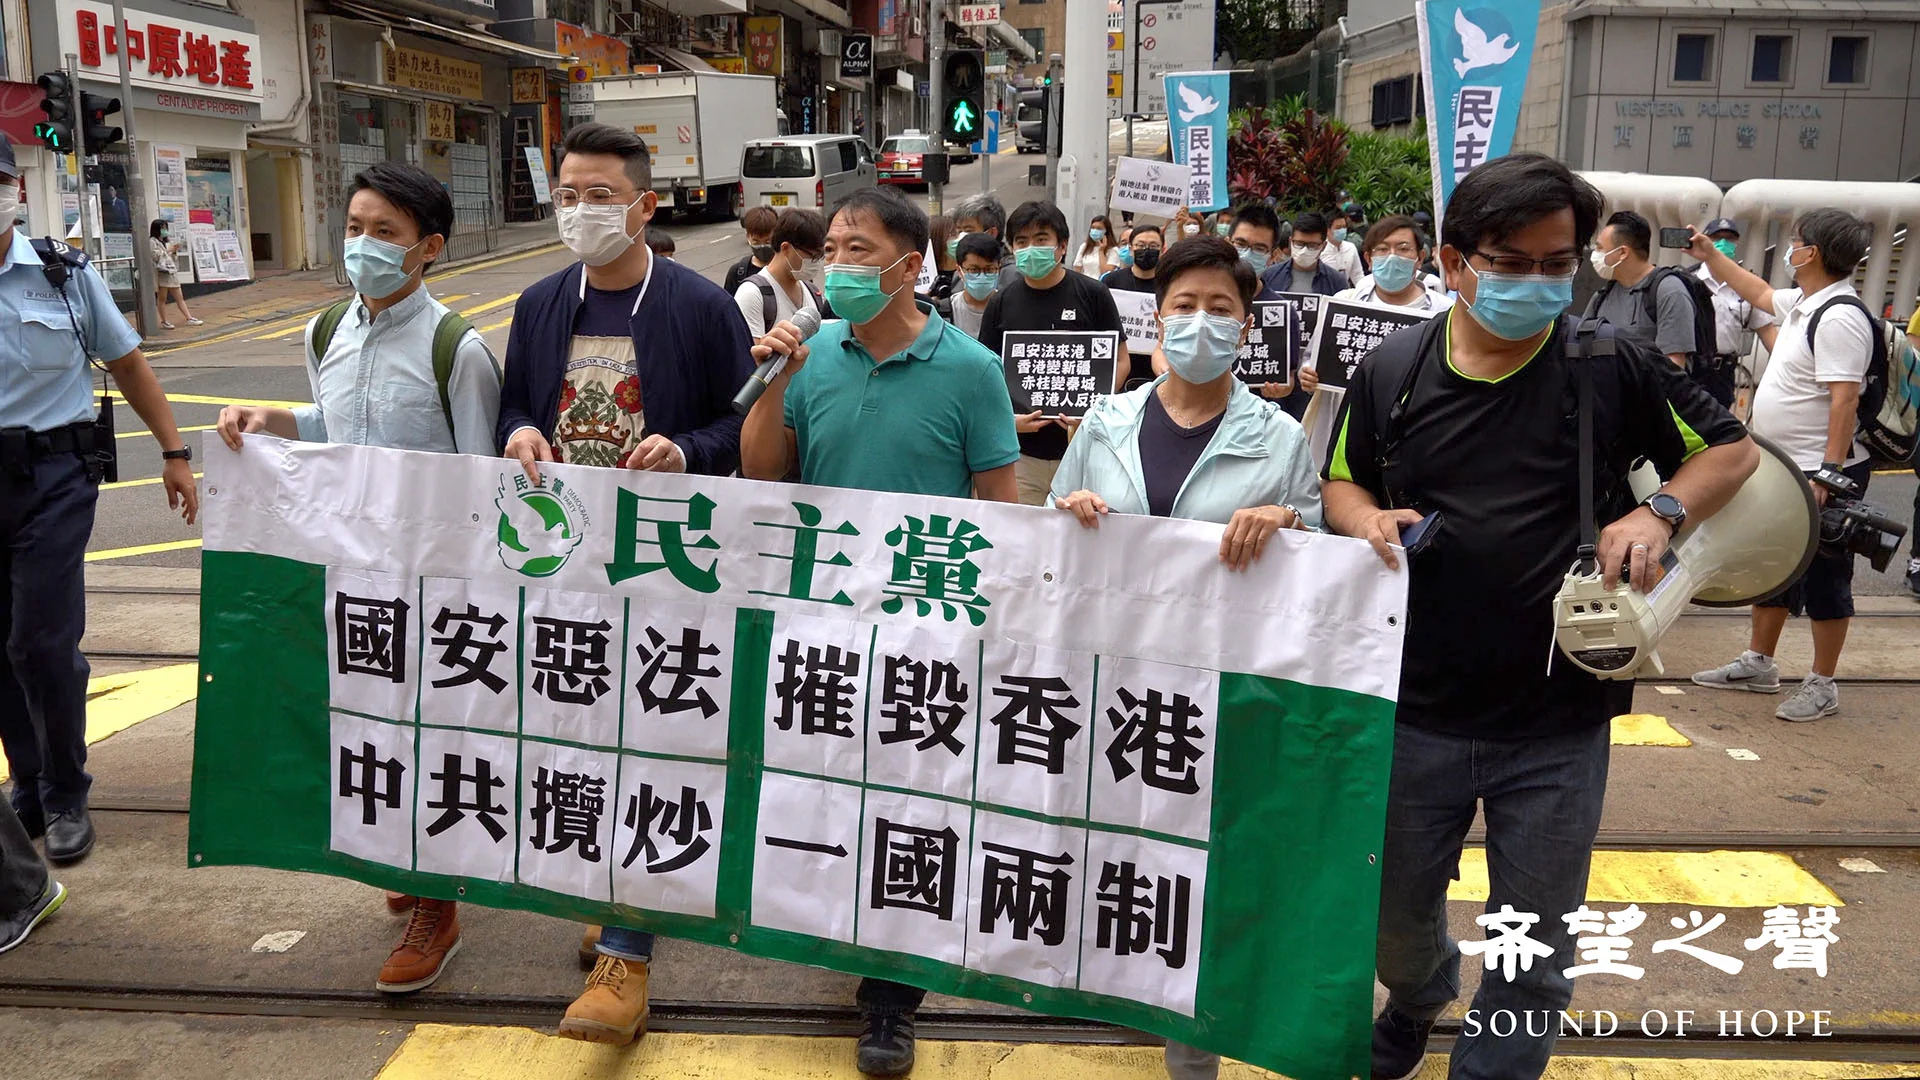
[1750,280,1872,469]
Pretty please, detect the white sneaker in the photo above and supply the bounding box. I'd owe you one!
[186,317,204,326]
[1776,675,1839,722]
[1690,650,1782,693]
[160,321,177,330]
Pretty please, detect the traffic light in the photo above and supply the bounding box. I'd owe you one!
[82,91,124,149]
[942,49,985,145]
[35,72,76,155]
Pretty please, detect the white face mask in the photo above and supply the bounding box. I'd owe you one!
[788,249,824,283]
[1590,246,1625,281]
[557,197,644,267]
[0,184,19,223]
[1291,243,1320,268]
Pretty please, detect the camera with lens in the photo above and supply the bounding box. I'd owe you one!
[1810,466,1909,573]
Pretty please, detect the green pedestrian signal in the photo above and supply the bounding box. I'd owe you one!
[949,99,978,137]
[35,71,77,156]
[941,50,985,145]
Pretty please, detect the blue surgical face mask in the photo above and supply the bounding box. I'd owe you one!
[1161,312,1246,384]
[962,271,997,300]
[1372,254,1417,294]
[1713,238,1738,259]
[1239,247,1270,273]
[1116,247,1135,268]
[1088,227,1105,242]
[1333,227,1349,243]
[343,234,422,300]
[1461,262,1572,341]
[823,252,911,325]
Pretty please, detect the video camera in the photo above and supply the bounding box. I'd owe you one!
[1810,466,1908,573]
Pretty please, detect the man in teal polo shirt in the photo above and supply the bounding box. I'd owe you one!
[739,186,1018,1075]
[742,186,1018,501]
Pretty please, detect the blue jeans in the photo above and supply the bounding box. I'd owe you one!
[1375,720,1610,1080]
[597,926,654,962]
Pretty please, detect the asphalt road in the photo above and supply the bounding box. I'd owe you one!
[87,150,1920,599]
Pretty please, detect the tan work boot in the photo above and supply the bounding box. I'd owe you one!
[579,925,602,969]
[558,954,649,1044]
[377,899,461,993]
[385,891,415,914]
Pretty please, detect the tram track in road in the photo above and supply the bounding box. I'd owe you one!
[2,975,1918,1063]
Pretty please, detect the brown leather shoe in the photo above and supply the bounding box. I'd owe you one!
[579,925,602,969]
[386,891,415,914]
[558,955,649,1044]
[377,899,461,993]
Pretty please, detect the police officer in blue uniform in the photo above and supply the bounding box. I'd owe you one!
[0,134,198,863]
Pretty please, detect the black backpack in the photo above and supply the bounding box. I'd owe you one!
[1805,294,1918,465]
[754,277,829,334]
[1586,266,1719,374]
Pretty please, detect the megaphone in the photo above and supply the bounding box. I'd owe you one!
[1553,434,1818,680]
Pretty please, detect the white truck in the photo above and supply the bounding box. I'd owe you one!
[586,71,778,221]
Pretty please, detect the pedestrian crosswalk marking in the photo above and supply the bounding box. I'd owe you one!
[0,664,198,783]
[1450,849,1843,908]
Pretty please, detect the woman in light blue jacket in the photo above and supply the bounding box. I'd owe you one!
[1050,235,1322,573]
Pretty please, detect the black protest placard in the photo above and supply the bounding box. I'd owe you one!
[1232,300,1294,387]
[1002,330,1122,418]
[1305,299,1434,391]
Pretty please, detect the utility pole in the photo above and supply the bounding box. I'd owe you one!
[1042,55,1060,192]
[979,77,992,196]
[1057,0,1107,233]
[927,0,945,216]
[110,0,159,337]
[64,54,95,261]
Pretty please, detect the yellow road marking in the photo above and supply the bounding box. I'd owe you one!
[100,471,203,491]
[0,664,198,783]
[1451,849,1843,908]
[252,318,318,341]
[103,390,308,410]
[459,292,520,317]
[85,539,202,562]
[1611,713,1692,747]
[375,1027,1920,1080]
[145,244,561,354]
[118,423,216,441]
[481,316,513,333]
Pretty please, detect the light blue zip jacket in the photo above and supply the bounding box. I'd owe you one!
[1048,376,1324,528]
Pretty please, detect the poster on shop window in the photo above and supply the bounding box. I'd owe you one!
[190,436,1407,1080]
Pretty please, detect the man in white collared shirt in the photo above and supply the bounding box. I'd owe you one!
[214,163,501,1000]
[1686,209,1876,723]
[216,163,501,456]
[1693,217,1778,408]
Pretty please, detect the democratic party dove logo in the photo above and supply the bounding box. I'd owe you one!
[1176,82,1221,124]
[1452,8,1520,77]
[495,477,584,577]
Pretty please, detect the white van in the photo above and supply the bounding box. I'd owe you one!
[740,134,876,212]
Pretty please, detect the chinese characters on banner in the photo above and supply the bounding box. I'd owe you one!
[59,1,263,105]
[1164,72,1230,213]
[1110,156,1192,218]
[1112,291,1160,355]
[1001,331,1122,418]
[953,4,1003,26]
[1305,299,1432,391]
[745,16,783,77]
[512,68,547,105]
[1233,301,1295,387]
[1414,0,1542,231]
[383,44,485,99]
[191,440,1410,1080]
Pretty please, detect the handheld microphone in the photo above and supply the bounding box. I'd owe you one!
[733,307,823,415]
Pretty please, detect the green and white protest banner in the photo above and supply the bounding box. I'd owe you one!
[190,437,1407,1079]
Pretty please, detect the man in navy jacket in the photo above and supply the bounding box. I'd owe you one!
[497,124,753,479]
[493,121,754,1047]
[1260,209,1348,297]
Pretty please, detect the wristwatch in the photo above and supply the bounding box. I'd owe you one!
[1642,491,1686,535]
[162,446,192,462]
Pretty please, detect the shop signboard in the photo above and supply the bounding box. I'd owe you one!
[384,44,485,100]
[58,0,264,106]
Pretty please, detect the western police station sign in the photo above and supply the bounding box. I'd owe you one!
[190,437,1408,1078]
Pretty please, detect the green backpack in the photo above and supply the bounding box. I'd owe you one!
[308,300,477,441]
